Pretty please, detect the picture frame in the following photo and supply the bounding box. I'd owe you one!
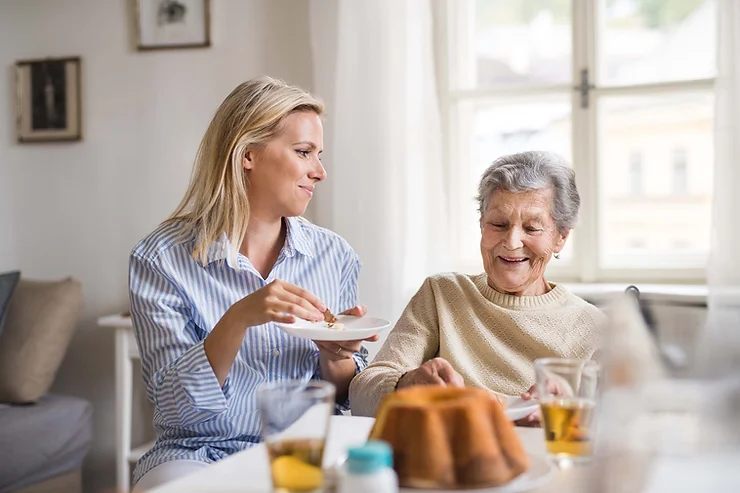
[15,57,82,143]
[135,0,211,51]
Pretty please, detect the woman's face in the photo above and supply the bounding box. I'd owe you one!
[480,188,568,296]
[243,111,326,219]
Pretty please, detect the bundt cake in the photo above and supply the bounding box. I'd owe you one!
[369,386,530,489]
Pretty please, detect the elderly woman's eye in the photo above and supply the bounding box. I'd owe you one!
[526,227,544,233]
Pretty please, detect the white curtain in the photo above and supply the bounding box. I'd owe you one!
[700,0,740,376]
[309,0,449,327]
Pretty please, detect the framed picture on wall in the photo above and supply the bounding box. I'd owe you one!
[135,0,211,50]
[15,57,82,143]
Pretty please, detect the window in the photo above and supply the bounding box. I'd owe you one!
[629,151,643,196]
[672,148,688,195]
[442,0,716,281]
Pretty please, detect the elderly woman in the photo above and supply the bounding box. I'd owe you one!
[349,151,605,418]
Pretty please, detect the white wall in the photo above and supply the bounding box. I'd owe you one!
[0,1,313,491]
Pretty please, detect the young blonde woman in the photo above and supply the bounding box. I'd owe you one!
[129,76,375,491]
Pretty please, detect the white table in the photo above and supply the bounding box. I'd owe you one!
[147,415,740,493]
[148,416,560,493]
[98,314,154,493]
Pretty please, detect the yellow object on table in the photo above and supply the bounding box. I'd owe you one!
[270,456,323,491]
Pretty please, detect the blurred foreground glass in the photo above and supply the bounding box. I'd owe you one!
[535,358,600,466]
[257,380,335,493]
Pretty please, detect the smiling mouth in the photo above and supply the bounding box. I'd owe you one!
[498,256,529,264]
[299,185,314,196]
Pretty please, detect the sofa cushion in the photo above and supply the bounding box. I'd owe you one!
[0,271,20,339]
[0,394,93,493]
[0,278,83,404]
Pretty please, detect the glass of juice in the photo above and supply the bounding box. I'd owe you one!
[257,380,336,493]
[534,358,600,466]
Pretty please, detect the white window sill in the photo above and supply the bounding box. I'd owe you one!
[560,283,708,306]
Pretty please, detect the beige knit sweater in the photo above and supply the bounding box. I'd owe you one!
[349,272,606,417]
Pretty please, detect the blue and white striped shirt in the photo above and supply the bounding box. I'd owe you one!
[128,217,368,484]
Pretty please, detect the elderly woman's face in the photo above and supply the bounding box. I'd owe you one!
[480,188,568,296]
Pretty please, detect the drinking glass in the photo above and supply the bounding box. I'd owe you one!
[257,380,335,493]
[534,358,600,466]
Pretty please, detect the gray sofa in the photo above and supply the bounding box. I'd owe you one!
[0,395,92,493]
[0,276,93,493]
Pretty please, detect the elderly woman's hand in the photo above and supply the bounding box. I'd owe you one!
[396,357,464,390]
[515,384,542,427]
[515,376,571,427]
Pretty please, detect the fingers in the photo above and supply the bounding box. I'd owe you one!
[363,334,380,342]
[404,358,463,388]
[524,409,542,427]
[314,341,354,360]
[397,364,445,389]
[527,377,571,399]
[428,374,448,386]
[514,417,540,428]
[313,341,332,352]
[339,305,367,316]
[415,366,447,386]
[340,340,363,352]
[272,313,295,324]
[434,359,464,387]
[513,409,541,427]
[318,340,362,353]
[271,301,323,323]
[522,384,537,400]
[549,377,572,396]
[278,281,326,312]
[280,291,323,321]
[448,371,465,388]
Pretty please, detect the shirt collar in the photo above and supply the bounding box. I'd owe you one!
[285,217,314,259]
[205,233,237,268]
[204,217,314,267]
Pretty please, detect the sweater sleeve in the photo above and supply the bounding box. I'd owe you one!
[349,277,441,417]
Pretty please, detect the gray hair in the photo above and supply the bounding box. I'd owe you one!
[476,151,580,233]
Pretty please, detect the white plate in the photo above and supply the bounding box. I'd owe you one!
[398,454,554,493]
[275,315,391,341]
[504,396,540,422]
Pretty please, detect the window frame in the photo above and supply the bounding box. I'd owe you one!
[438,0,716,284]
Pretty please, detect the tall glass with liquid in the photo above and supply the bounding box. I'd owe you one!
[257,380,335,493]
[534,358,600,466]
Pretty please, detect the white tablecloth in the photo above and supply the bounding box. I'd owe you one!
[148,416,374,493]
[148,415,740,493]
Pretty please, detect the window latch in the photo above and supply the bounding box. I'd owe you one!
[575,69,595,109]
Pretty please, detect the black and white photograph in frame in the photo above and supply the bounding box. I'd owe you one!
[135,0,210,50]
[15,57,82,143]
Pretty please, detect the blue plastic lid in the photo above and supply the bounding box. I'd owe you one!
[346,440,393,474]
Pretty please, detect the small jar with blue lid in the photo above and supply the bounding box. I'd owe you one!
[338,440,398,493]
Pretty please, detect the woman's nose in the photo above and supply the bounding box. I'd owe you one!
[503,227,524,250]
[309,158,327,182]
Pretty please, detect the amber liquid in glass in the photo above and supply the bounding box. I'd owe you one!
[540,398,596,458]
[267,438,325,492]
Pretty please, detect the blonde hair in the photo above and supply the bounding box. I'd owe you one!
[166,76,324,265]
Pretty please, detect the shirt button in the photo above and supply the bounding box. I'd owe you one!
[273,349,280,357]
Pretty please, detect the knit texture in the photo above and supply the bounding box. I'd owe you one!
[349,272,605,417]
